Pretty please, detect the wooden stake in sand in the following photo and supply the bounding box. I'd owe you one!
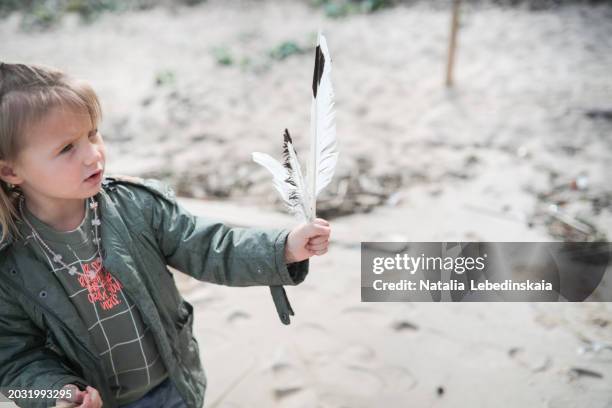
[445,0,462,87]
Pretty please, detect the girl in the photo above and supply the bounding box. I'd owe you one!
[0,62,331,408]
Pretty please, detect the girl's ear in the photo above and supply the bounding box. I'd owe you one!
[0,161,23,186]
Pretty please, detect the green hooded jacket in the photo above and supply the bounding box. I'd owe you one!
[0,176,308,408]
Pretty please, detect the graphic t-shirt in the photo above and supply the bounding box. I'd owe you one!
[19,199,168,405]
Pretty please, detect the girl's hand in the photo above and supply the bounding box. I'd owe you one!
[56,384,103,408]
[78,386,103,408]
[285,218,331,263]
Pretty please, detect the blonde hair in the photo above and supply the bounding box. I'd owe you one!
[0,62,102,245]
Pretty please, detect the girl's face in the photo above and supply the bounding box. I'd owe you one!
[12,105,106,202]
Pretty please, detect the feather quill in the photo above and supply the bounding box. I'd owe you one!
[252,32,337,222]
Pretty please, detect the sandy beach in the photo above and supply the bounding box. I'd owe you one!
[1,0,611,406]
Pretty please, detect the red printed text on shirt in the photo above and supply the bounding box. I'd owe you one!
[77,258,123,310]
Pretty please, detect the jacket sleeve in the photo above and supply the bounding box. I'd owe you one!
[0,286,88,408]
[140,179,309,287]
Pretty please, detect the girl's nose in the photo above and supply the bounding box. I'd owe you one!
[83,141,103,166]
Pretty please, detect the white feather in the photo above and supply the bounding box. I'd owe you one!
[308,32,338,220]
[251,152,291,203]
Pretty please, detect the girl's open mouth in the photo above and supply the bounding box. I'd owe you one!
[85,170,102,183]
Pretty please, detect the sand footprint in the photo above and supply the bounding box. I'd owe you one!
[261,347,308,402]
[340,305,386,316]
[317,363,386,399]
[294,322,339,357]
[508,347,551,373]
[337,343,377,365]
[377,364,418,392]
[227,310,251,324]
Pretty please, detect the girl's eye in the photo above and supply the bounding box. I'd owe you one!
[60,144,73,154]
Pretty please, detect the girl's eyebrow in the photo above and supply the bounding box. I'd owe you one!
[53,128,97,150]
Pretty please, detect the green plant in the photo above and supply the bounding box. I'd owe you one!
[65,0,119,22]
[312,0,396,18]
[180,0,207,5]
[211,47,233,66]
[20,1,64,30]
[154,69,176,86]
[269,41,306,61]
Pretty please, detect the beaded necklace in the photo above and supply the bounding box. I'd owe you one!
[18,195,103,279]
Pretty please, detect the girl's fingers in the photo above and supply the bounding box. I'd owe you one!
[309,225,330,238]
[312,248,328,256]
[306,244,327,251]
[79,387,102,408]
[88,388,102,408]
[308,244,328,254]
[307,238,329,248]
[58,385,84,404]
[314,218,330,226]
[308,236,328,245]
[77,392,91,408]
